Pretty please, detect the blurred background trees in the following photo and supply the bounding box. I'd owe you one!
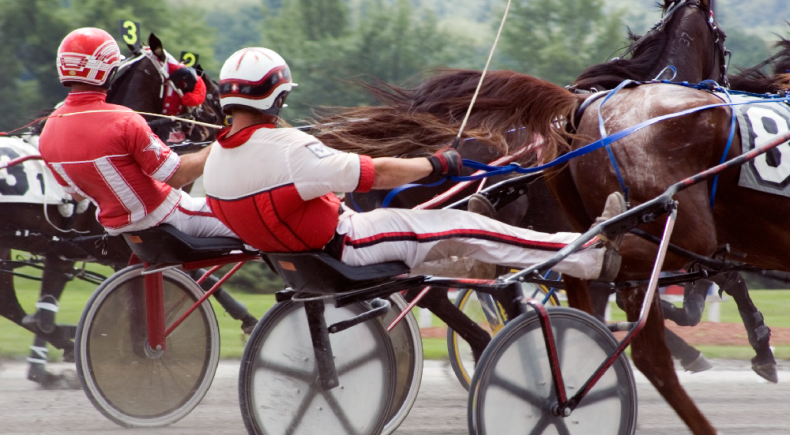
[0,0,783,292]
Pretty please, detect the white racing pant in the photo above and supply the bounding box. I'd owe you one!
[336,208,604,280]
[161,191,237,239]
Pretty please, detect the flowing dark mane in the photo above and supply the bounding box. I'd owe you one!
[313,69,580,164]
[573,28,670,90]
[728,37,790,94]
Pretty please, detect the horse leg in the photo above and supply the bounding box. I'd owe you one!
[562,276,594,315]
[23,255,80,389]
[620,286,717,435]
[404,287,491,363]
[0,248,28,325]
[186,269,258,334]
[23,254,74,334]
[709,272,776,382]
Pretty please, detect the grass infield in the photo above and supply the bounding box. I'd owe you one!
[2,259,790,361]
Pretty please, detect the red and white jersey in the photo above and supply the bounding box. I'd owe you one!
[39,91,182,235]
[203,124,375,252]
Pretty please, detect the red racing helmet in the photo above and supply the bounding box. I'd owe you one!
[57,28,122,87]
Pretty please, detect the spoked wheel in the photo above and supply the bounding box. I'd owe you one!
[382,293,423,435]
[448,283,560,390]
[75,264,220,427]
[468,307,637,435]
[240,298,397,435]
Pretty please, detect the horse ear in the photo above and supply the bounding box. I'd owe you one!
[148,33,166,61]
[194,63,205,74]
[698,0,710,9]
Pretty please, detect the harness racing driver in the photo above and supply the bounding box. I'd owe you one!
[39,27,235,240]
[202,47,626,282]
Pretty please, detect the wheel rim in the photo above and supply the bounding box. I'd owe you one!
[471,309,636,435]
[78,267,219,426]
[382,293,423,434]
[245,301,395,435]
[452,284,558,389]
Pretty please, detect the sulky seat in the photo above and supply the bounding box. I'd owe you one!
[265,251,409,294]
[123,224,249,264]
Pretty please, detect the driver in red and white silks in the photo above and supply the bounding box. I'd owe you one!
[203,47,622,280]
[39,28,234,239]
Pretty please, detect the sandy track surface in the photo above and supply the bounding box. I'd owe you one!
[1,359,789,434]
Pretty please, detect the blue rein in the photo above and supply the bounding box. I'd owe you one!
[376,81,790,208]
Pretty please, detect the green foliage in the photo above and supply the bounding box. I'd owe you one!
[0,0,215,132]
[725,27,770,71]
[496,0,627,85]
[261,0,476,122]
[222,262,285,294]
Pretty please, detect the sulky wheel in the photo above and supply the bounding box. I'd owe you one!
[448,283,560,390]
[468,307,637,435]
[381,293,423,434]
[239,298,397,435]
[75,264,220,427]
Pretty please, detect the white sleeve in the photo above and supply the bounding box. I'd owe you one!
[287,133,364,200]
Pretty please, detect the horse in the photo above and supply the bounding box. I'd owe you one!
[314,56,790,435]
[316,0,745,374]
[0,33,254,388]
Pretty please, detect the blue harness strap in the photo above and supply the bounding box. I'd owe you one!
[379,84,790,208]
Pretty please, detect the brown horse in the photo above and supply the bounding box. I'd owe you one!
[317,0,735,372]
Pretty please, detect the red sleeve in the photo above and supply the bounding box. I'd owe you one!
[355,155,375,192]
[182,76,206,107]
[125,114,181,181]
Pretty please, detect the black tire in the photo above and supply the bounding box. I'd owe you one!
[75,264,220,427]
[448,283,559,390]
[239,298,397,435]
[468,307,637,435]
[382,293,423,434]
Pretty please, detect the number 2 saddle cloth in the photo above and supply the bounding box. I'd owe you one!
[0,135,70,205]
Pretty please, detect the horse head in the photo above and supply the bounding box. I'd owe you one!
[573,0,728,91]
[107,33,222,145]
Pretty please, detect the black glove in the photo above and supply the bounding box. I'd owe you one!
[427,148,463,177]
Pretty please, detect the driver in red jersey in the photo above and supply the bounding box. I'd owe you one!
[202,47,626,281]
[39,27,235,239]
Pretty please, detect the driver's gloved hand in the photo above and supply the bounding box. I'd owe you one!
[427,148,463,177]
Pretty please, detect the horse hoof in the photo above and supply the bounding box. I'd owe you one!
[241,315,258,335]
[682,353,713,373]
[752,362,778,383]
[62,346,75,363]
[29,368,81,390]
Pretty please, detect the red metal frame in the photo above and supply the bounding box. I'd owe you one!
[142,260,249,350]
[387,286,431,332]
[144,270,167,351]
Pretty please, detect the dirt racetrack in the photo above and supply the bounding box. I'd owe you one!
[2,359,790,435]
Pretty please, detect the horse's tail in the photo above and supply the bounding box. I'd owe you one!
[312,69,581,164]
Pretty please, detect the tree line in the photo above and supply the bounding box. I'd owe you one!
[0,0,779,291]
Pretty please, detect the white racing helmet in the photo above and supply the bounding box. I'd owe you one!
[219,47,293,116]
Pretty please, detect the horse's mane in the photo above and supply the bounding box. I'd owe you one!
[573,29,670,90]
[728,37,790,94]
[313,69,579,164]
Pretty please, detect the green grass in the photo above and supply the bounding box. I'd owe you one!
[5,260,790,363]
[0,262,450,360]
